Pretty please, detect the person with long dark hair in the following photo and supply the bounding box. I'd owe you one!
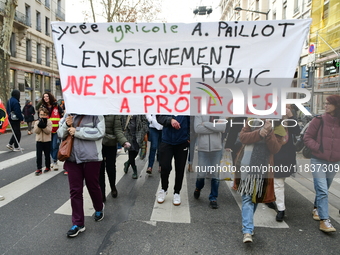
[37,92,64,170]
[304,94,340,232]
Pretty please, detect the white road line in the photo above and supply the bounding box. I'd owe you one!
[54,154,129,216]
[0,169,61,208]
[0,151,36,171]
[286,177,340,224]
[150,160,191,224]
[226,180,289,228]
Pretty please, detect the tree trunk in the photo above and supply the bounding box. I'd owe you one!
[0,0,18,104]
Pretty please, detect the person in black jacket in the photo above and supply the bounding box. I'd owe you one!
[156,115,190,206]
[6,89,24,151]
[272,107,300,222]
[22,100,35,135]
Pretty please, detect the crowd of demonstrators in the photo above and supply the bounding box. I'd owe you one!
[33,107,52,175]
[304,95,340,233]
[233,119,284,243]
[145,114,163,174]
[57,113,105,238]
[37,92,64,170]
[22,100,35,135]
[193,115,227,209]
[121,115,149,179]
[100,115,131,202]
[156,115,190,206]
[6,89,24,151]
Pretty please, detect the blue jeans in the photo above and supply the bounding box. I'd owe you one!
[148,127,162,169]
[242,195,258,234]
[196,150,222,201]
[311,157,339,220]
[50,133,59,163]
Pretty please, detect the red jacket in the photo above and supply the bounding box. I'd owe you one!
[304,113,340,162]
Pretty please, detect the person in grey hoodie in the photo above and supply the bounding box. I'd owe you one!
[193,116,226,209]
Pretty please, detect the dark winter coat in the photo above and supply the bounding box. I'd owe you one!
[304,113,340,162]
[6,89,23,122]
[22,103,36,123]
[274,119,301,178]
[157,115,190,145]
[102,115,128,147]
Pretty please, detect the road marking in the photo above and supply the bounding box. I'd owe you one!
[226,180,289,228]
[0,151,36,171]
[0,169,61,208]
[54,154,129,216]
[150,160,191,224]
[286,177,340,224]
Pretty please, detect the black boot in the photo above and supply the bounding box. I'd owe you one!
[123,160,130,174]
[276,210,285,222]
[132,165,137,179]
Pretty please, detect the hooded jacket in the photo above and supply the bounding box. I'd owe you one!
[6,90,23,122]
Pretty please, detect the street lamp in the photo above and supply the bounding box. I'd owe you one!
[234,6,270,20]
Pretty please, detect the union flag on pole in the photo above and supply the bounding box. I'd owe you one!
[0,99,9,134]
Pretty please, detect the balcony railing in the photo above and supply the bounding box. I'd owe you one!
[37,58,42,64]
[55,9,65,20]
[26,55,32,62]
[46,61,50,67]
[36,25,42,32]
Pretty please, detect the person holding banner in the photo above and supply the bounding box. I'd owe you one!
[6,89,24,151]
[58,113,105,238]
[156,115,190,206]
[121,115,149,179]
[38,92,64,170]
[100,115,130,201]
[233,119,284,243]
[193,115,226,209]
[146,114,163,174]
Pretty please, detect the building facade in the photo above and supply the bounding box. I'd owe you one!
[219,0,316,111]
[0,0,65,108]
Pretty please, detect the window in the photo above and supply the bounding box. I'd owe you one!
[45,76,51,91]
[45,47,50,66]
[25,5,31,27]
[282,5,287,19]
[323,1,329,20]
[45,17,50,36]
[45,0,50,9]
[10,33,16,57]
[26,39,32,61]
[36,11,41,32]
[294,0,299,13]
[37,43,42,64]
[10,70,15,90]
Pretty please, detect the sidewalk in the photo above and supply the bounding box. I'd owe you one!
[294,152,340,212]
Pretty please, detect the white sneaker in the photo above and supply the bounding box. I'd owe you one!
[157,189,167,204]
[243,233,253,243]
[53,162,59,170]
[0,195,5,201]
[173,193,181,206]
[13,147,23,152]
[6,144,13,151]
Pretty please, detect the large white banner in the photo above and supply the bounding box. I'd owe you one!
[51,20,311,116]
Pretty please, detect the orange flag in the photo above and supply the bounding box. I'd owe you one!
[0,99,9,134]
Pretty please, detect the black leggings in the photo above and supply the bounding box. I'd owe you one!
[128,150,138,167]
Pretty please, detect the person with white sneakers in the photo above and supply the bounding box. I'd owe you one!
[156,115,190,206]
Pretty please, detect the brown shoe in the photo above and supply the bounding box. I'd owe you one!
[320,219,336,232]
[187,164,193,172]
[312,208,320,221]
